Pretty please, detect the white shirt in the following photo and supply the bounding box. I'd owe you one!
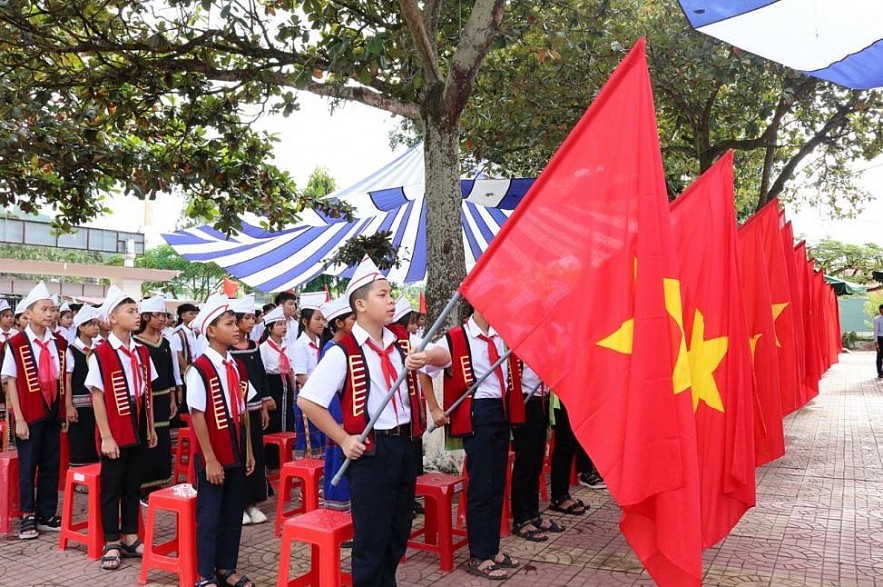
[422,317,509,400]
[251,322,266,343]
[875,315,883,338]
[171,323,199,363]
[0,327,18,347]
[259,338,295,375]
[521,363,546,397]
[1,325,62,379]
[185,346,256,413]
[292,331,322,377]
[299,322,410,430]
[84,333,158,398]
[283,317,299,348]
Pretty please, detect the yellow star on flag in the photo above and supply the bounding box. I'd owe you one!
[771,302,789,348]
[749,333,762,359]
[595,277,690,396]
[686,308,728,413]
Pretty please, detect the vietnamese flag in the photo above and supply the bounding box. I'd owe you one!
[670,152,756,547]
[755,201,801,415]
[222,276,239,298]
[794,242,819,404]
[459,40,702,586]
[737,214,785,467]
[780,218,808,402]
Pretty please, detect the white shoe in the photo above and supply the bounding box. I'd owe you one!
[242,510,252,525]
[247,506,268,524]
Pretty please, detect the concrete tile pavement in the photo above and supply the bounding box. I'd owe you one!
[2,351,881,586]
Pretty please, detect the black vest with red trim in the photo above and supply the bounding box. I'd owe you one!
[190,355,249,468]
[93,340,152,448]
[8,331,68,425]
[336,330,424,454]
[442,325,525,437]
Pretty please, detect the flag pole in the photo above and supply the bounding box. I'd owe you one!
[424,348,513,434]
[523,380,544,405]
[331,291,462,486]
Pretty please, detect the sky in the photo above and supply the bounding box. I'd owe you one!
[85,91,883,250]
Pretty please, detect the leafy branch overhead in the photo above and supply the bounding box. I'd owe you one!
[328,230,402,272]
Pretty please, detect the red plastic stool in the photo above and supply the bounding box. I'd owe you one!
[173,426,195,484]
[264,431,296,490]
[58,431,70,491]
[179,413,191,427]
[408,473,468,572]
[0,450,20,535]
[539,437,551,501]
[0,418,7,451]
[278,509,353,587]
[274,458,324,536]
[456,450,516,537]
[139,484,198,587]
[58,463,103,559]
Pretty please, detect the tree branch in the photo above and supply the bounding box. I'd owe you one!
[762,98,857,208]
[444,0,506,117]
[397,0,441,83]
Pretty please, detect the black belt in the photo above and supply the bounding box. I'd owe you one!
[375,423,411,436]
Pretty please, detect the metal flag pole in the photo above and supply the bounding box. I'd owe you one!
[424,348,513,434]
[523,379,544,405]
[331,291,462,486]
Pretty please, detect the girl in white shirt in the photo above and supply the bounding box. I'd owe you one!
[258,308,295,468]
[292,305,326,459]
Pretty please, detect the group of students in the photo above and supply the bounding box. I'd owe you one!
[0,255,606,586]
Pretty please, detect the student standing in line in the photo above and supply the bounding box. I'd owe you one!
[64,305,101,468]
[292,293,327,459]
[1,282,69,540]
[87,286,159,569]
[258,306,294,469]
[186,294,256,587]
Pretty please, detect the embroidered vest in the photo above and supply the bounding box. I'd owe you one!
[69,345,94,409]
[176,327,193,365]
[93,341,152,448]
[386,324,426,436]
[9,332,67,425]
[442,326,525,437]
[337,331,422,454]
[190,355,248,468]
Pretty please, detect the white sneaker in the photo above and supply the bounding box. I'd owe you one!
[242,510,252,525]
[247,506,268,524]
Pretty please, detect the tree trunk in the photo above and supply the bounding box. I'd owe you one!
[422,95,467,330]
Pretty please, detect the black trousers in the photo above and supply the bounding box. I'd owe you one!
[100,442,145,541]
[511,395,548,526]
[17,418,61,518]
[551,403,579,503]
[195,458,247,581]
[876,337,883,375]
[347,433,418,587]
[462,399,509,561]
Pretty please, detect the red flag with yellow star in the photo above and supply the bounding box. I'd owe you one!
[670,152,756,547]
[737,214,786,467]
[459,39,702,587]
[780,218,808,403]
[794,241,820,405]
[755,201,802,414]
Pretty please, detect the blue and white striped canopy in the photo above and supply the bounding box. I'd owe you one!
[678,1,883,89]
[163,144,535,291]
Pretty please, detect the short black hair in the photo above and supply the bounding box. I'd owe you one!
[262,303,276,314]
[177,303,199,317]
[274,291,297,306]
[69,303,83,312]
[348,281,379,312]
[329,312,355,333]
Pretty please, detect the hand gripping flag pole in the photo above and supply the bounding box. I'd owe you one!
[331,291,462,486]
[424,347,514,434]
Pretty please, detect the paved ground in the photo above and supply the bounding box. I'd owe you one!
[2,351,881,586]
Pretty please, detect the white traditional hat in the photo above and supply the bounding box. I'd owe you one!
[14,299,27,315]
[59,301,71,313]
[0,299,10,313]
[49,294,59,307]
[393,295,414,322]
[229,294,256,315]
[73,305,100,329]
[138,295,167,314]
[299,292,327,312]
[20,281,53,310]
[320,297,351,322]
[262,306,286,326]
[97,285,132,324]
[191,294,230,335]
[344,255,385,300]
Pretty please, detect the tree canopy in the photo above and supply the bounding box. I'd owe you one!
[807,239,883,285]
[462,0,883,217]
